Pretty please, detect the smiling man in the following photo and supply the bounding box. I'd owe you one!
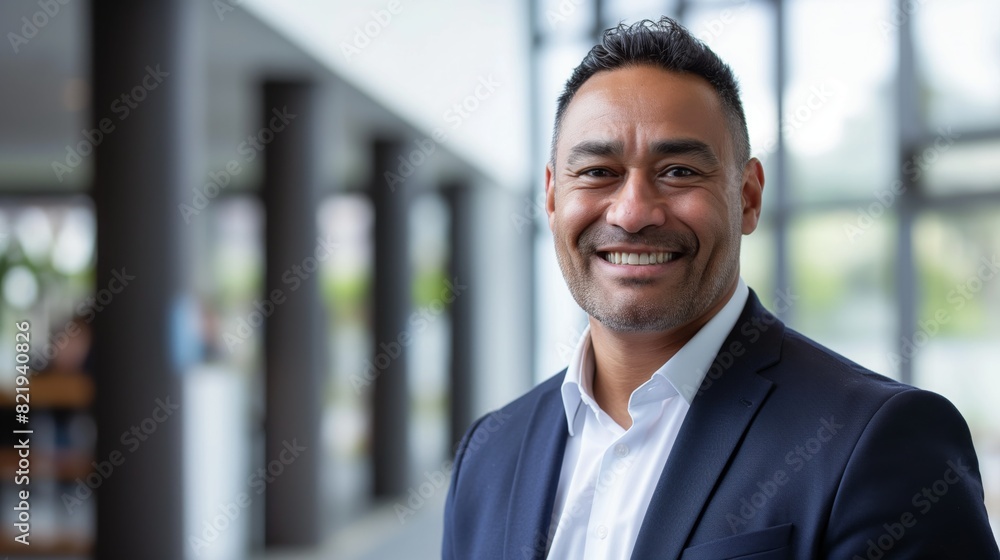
[443,17,999,560]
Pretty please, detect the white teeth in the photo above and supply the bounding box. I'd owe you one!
[603,251,675,266]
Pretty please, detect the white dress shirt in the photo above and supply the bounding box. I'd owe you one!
[546,278,749,560]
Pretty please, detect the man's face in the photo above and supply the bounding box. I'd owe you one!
[546,65,763,333]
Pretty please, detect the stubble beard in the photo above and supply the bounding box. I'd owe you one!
[555,218,742,333]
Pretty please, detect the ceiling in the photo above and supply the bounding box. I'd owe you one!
[0,0,489,195]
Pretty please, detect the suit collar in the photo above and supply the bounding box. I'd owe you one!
[560,279,751,435]
[501,290,784,559]
[630,290,784,559]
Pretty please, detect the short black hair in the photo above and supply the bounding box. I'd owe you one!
[551,17,750,169]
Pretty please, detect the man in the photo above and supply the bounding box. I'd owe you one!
[443,17,999,559]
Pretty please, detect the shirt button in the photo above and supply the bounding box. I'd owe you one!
[614,443,629,457]
[596,525,608,539]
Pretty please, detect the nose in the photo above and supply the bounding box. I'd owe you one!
[605,172,666,233]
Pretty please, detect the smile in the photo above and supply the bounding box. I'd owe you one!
[601,251,678,265]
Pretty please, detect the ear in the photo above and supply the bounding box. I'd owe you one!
[739,157,764,235]
[545,163,557,233]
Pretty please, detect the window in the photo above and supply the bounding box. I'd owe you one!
[531,0,1000,531]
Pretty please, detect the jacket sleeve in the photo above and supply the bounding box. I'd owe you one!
[824,388,999,559]
[441,414,487,560]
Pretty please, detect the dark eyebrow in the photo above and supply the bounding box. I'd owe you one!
[564,138,721,168]
[650,139,721,167]
[565,140,625,166]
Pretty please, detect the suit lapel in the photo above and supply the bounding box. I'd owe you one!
[630,293,784,559]
[504,375,570,560]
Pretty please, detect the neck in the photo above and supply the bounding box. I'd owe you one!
[588,282,737,429]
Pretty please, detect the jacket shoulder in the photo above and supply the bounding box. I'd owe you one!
[772,326,913,404]
[459,369,565,445]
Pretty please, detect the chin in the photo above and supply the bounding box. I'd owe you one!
[591,302,691,333]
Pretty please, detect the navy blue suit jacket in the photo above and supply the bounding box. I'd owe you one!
[443,291,999,559]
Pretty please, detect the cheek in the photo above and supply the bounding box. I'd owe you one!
[555,193,603,242]
[674,191,716,218]
[672,194,732,243]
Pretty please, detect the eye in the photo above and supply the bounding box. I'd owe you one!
[663,167,697,178]
[581,168,616,178]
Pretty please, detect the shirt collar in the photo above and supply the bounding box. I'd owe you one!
[560,278,750,435]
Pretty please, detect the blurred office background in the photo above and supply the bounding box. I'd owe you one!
[0,0,996,558]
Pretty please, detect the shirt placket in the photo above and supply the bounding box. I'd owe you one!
[584,413,645,558]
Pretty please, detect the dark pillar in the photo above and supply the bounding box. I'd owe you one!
[262,81,324,546]
[92,1,195,558]
[371,139,411,497]
[445,184,476,449]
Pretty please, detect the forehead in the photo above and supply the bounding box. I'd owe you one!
[556,65,732,163]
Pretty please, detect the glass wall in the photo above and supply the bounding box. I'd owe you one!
[532,0,1000,532]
